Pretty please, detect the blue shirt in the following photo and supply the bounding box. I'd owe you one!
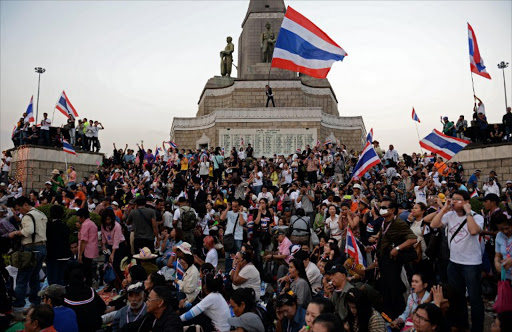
[458,184,468,192]
[54,306,78,332]
[468,174,478,188]
[495,232,512,280]
[281,305,306,332]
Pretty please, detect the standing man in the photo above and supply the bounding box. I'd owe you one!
[92,121,104,153]
[265,85,275,107]
[383,144,399,165]
[220,198,247,272]
[84,119,95,152]
[374,198,417,319]
[40,113,51,146]
[503,107,512,142]
[429,190,485,332]
[8,196,48,312]
[76,208,98,286]
[127,195,159,253]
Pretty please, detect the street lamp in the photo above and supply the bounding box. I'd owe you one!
[34,67,45,124]
[497,61,509,109]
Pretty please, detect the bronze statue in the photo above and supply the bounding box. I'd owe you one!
[220,36,234,77]
[261,22,276,63]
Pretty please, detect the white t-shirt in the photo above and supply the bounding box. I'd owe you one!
[163,211,173,228]
[414,186,427,204]
[233,263,261,300]
[305,262,322,294]
[2,157,11,172]
[326,215,341,239]
[238,151,245,160]
[225,210,246,240]
[253,171,263,186]
[258,192,273,203]
[289,190,301,209]
[205,248,218,268]
[281,169,292,184]
[41,118,51,131]
[441,211,484,265]
[181,292,231,332]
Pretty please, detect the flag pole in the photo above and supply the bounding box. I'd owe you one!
[470,72,476,97]
[415,122,424,154]
[64,150,68,172]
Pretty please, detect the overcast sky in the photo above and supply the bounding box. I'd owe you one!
[1,1,511,156]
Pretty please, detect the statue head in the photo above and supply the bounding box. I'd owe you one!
[265,22,271,29]
[227,36,232,43]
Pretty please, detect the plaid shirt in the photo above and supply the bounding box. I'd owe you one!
[395,181,407,204]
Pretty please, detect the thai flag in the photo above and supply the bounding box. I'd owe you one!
[271,6,347,79]
[221,147,225,156]
[240,137,244,147]
[62,139,76,155]
[169,141,178,148]
[366,128,373,143]
[55,91,79,119]
[25,96,35,123]
[468,23,491,80]
[345,228,366,267]
[324,139,332,145]
[412,108,420,123]
[424,154,436,164]
[316,139,320,147]
[155,147,161,158]
[352,141,381,178]
[470,190,478,198]
[419,129,469,161]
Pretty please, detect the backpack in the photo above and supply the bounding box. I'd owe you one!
[180,206,197,231]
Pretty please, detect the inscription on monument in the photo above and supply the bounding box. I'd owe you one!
[219,128,317,157]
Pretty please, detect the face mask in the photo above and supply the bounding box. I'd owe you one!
[379,208,389,215]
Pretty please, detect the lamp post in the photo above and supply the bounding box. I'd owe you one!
[497,61,509,109]
[34,67,45,124]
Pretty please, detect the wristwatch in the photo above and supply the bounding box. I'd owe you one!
[394,246,400,251]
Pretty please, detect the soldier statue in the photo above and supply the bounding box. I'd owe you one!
[220,36,234,77]
[261,22,276,63]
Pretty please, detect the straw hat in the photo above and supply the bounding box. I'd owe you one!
[133,247,157,260]
[51,169,60,175]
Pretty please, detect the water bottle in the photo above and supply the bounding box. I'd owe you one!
[260,281,266,297]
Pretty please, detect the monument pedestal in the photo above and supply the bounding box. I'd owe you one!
[9,145,103,194]
[246,63,296,80]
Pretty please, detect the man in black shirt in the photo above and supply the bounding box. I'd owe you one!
[265,84,275,107]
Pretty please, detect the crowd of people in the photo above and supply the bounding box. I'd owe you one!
[442,101,512,143]
[11,113,105,153]
[1,138,512,332]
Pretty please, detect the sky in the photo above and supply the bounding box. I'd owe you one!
[1,0,511,156]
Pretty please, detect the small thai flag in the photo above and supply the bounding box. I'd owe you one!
[324,139,332,145]
[419,129,469,161]
[345,227,366,267]
[470,190,478,198]
[412,108,420,123]
[62,139,76,155]
[169,141,178,148]
[366,128,373,143]
[468,23,491,80]
[240,137,244,147]
[352,141,381,179]
[55,91,79,119]
[25,96,35,123]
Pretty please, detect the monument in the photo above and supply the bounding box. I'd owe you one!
[170,0,367,156]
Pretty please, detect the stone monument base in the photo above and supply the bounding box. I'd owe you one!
[246,63,296,80]
[8,145,103,194]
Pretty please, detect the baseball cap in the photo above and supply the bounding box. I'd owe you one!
[227,313,264,332]
[176,242,192,255]
[506,180,512,185]
[38,284,66,299]
[111,201,119,206]
[353,184,362,190]
[441,180,447,184]
[480,193,500,203]
[325,264,348,275]
[45,181,52,185]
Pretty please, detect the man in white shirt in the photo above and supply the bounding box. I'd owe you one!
[288,182,301,210]
[194,236,218,268]
[40,113,51,146]
[92,121,104,152]
[414,178,428,204]
[383,145,399,164]
[295,247,322,295]
[429,190,484,332]
[257,186,274,204]
[220,199,246,272]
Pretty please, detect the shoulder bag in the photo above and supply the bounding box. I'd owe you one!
[11,213,37,269]
[223,213,239,253]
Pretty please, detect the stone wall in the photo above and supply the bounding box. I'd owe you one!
[450,143,512,186]
[8,146,103,194]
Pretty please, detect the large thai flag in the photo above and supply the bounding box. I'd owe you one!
[412,108,420,123]
[62,139,76,155]
[169,141,178,149]
[366,128,373,143]
[56,91,79,119]
[352,141,381,178]
[271,6,347,79]
[468,23,491,80]
[345,227,366,267]
[419,129,469,161]
[25,96,35,123]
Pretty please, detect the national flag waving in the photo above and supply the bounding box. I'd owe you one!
[62,139,76,155]
[468,23,491,79]
[366,128,373,143]
[11,125,17,139]
[271,6,347,79]
[412,108,420,123]
[345,227,366,267]
[55,91,79,119]
[470,190,478,198]
[419,129,469,161]
[25,96,34,123]
[324,139,332,145]
[168,141,178,149]
[352,141,381,178]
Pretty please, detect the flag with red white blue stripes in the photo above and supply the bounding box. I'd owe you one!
[55,91,79,119]
[412,108,420,123]
[62,139,76,155]
[25,96,35,123]
[419,129,469,161]
[366,128,373,143]
[345,227,366,267]
[352,141,381,178]
[468,23,491,80]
